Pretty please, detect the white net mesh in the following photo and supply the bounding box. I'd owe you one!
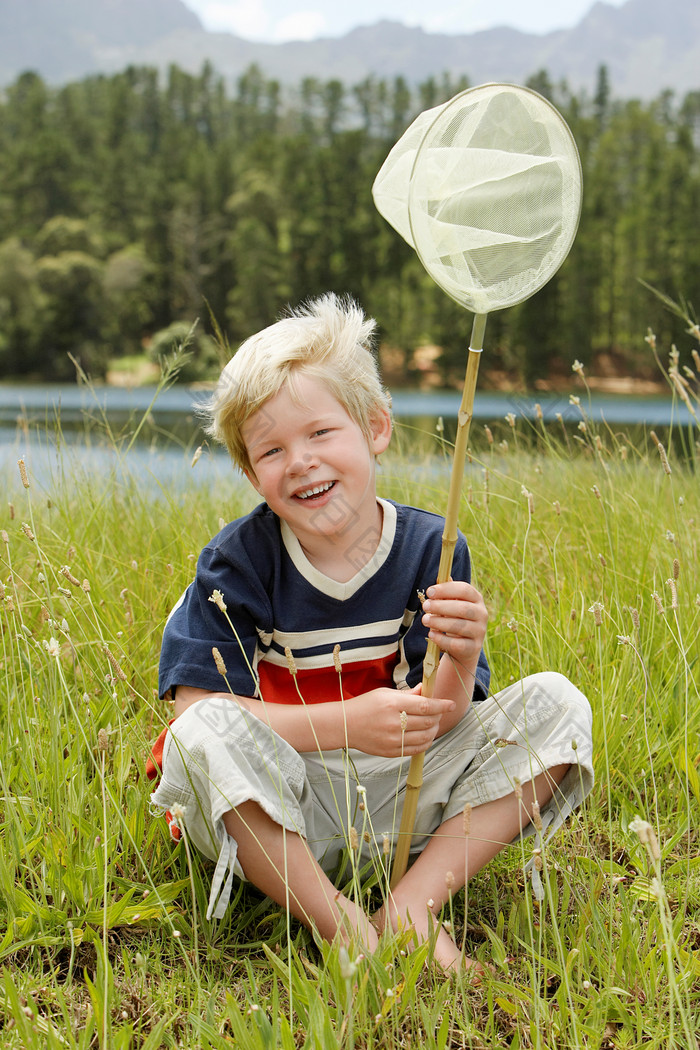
[373,84,582,314]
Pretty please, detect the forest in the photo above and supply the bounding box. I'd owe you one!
[0,62,699,385]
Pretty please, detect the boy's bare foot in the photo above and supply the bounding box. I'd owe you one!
[372,900,487,980]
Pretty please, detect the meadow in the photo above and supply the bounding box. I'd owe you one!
[1,332,699,1049]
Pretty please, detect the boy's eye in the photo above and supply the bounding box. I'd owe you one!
[261,447,281,458]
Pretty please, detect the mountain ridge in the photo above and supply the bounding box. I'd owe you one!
[1,0,698,98]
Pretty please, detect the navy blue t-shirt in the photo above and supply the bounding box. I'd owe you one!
[159,499,490,706]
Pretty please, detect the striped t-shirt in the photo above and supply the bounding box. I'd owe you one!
[159,498,490,706]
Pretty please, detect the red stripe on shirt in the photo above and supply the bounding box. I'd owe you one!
[257,652,398,705]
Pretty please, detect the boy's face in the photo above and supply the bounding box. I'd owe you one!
[242,374,391,554]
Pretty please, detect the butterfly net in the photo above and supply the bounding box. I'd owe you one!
[373,84,582,315]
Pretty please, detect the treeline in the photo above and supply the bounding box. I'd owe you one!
[0,63,699,384]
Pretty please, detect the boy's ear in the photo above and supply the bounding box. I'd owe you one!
[243,468,262,494]
[370,409,392,455]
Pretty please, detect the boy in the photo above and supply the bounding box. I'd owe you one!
[150,293,593,972]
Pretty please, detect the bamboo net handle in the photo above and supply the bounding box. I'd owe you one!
[390,315,486,888]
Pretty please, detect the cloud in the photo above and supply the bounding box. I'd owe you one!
[196,0,271,38]
[272,10,329,42]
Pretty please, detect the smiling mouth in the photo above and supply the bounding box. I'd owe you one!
[295,481,336,501]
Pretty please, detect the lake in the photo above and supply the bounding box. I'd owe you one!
[2,382,695,491]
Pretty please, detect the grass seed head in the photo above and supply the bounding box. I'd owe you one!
[463,802,472,835]
[18,459,29,488]
[666,578,679,610]
[333,643,342,673]
[21,523,35,541]
[102,645,128,681]
[629,816,661,861]
[212,646,227,676]
[349,826,359,851]
[673,558,680,580]
[285,645,297,676]
[656,442,672,475]
[208,589,227,613]
[60,566,81,587]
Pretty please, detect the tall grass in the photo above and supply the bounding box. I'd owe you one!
[1,333,699,1048]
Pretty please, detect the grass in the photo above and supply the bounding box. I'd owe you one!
[1,332,699,1048]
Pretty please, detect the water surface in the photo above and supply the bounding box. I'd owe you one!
[2,382,693,492]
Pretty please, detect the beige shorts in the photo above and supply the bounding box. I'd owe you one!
[150,671,594,920]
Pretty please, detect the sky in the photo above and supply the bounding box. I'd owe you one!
[182,0,628,43]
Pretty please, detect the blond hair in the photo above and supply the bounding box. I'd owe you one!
[201,294,392,473]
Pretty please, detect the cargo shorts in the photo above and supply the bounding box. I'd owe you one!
[150,671,594,920]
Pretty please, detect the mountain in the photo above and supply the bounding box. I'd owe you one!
[1,0,699,98]
[0,0,202,83]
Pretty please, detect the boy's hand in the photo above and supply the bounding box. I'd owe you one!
[421,580,488,670]
[346,684,455,757]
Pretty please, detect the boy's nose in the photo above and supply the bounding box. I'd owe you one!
[287,450,317,476]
